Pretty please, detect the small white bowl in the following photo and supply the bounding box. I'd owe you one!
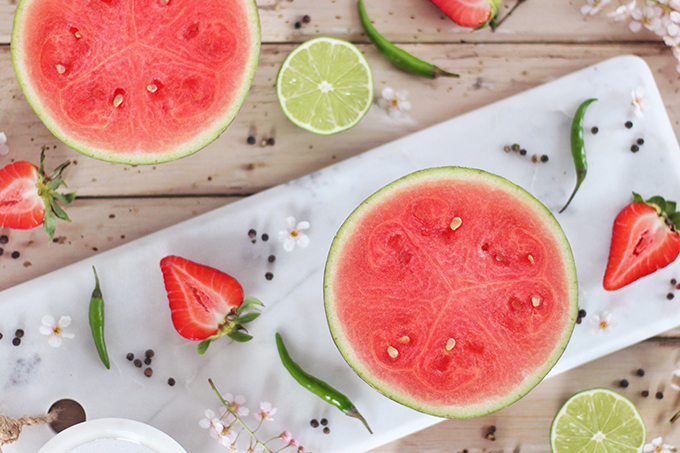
[37,418,187,453]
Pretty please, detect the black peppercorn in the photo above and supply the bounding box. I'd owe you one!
[625,121,633,129]
[320,418,328,426]
[134,359,142,368]
[636,138,644,145]
[631,144,640,153]
[248,229,257,239]
[144,367,153,377]
[145,349,155,358]
[591,126,599,134]
[126,353,134,361]
[302,14,311,23]
[619,379,629,388]
[519,149,527,156]
[262,233,269,242]
[0,235,8,244]
[267,137,275,146]
[268,255,276,263]
[11,251,20,259]
[144,357,152,365]
[0,332,3,340]
[323,427,330,434]
[247,136,256,145]
[0,248,4,257]
[168,377,176,386]
[15,329,24,338]
[641,390,649,397]
[656,391,664,399]
[636,368,645,377]
[540,154,549,162]
[668,293,675,300]
[265,272,274,280]
[578,309,587,318]
[672,279,678,285]
[12,337,21,346]
[310,419,319,428]
[294,21,302,29]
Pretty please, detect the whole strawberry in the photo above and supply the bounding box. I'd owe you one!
[431,0,501,29]
[0,147,75,241]
[160,255,263,354]
[603,193,680,291]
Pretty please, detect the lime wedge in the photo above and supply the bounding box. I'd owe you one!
[276,37,373,135]
[550,388,646,453]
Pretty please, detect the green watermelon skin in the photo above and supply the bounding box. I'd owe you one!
[11,0,260,164]
[324,167,578,418]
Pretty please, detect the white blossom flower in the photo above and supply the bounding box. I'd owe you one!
[644,437,676,453]
[377,87,412,118]
[221,393,249,417]
[278,216,310,252]
[39,315,75,347]
[631,87,648,118]
[254,401,277,421]
[608,0,637,21]
[0,133,8,156]
[591,311,615,333]
[581,0,612,15]
[199,409,234,447]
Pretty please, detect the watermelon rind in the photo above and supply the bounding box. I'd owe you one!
[324,167,579,419]
[10,0,261,165]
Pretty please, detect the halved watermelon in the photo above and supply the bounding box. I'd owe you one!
[11,0,260,164]
[324,167,578,418]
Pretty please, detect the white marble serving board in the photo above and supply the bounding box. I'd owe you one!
[2,55,680,453]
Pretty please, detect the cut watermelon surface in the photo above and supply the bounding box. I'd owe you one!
[324,167,578,418]
[11,0,260,164]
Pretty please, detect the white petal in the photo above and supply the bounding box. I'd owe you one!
[283,238,296,251]
[0,143,8,156]
[58,316,72,328]
[398,100,412,112]
[61,331,75,339]
[395,89,409,101]
[0,132,6,143]
[630,21,642,32]
[199,418,211,429]
[286,216,296,228]
[278,230,289,242]
[381,87,395,100]
[48,336,62,348]
[296,221,310,231]
[42,315,56,326]
[377,98,389,109]
[296,234,310,248]
[39,325,53,336]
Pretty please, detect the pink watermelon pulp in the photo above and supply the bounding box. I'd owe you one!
[324,167,578,418]
[11,0,260,164]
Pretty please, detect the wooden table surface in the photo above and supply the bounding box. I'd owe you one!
[2,0,680,452]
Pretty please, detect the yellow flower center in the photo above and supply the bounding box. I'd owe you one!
[53,326,62,335]
[599,321,608,329]
[290,229,298,238]
[391,99,399,107]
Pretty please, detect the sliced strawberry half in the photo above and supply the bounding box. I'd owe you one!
[160,255,262,354]
[0,147,75,241]
[431,0,501,29]
[603,193,680,291]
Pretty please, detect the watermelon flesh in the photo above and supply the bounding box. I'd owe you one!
[324,167,578,418]
[11,0,260,164]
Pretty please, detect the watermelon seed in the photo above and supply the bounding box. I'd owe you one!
[445,338,456,351]
[527,254,535,264]
[531,295,541,307]
[147,84,158,93]
[55,64,66,74]
[495,253,505,262]
[113,93,124,108]
[511,300,522,311]
[449,217,462,231]
[387,346,398,358]
[397,335,410,344]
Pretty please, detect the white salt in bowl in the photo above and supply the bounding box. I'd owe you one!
[37,418,187,453]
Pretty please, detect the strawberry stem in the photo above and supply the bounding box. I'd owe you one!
[490,0,527,31]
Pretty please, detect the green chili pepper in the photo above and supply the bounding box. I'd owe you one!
[559,98,597,213]
[275,332,372,434]
[358,0,459,79]
[89,266,110,369]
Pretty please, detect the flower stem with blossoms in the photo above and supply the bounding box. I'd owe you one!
[208,378,306,453]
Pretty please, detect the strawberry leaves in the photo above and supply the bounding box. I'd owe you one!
[37,146,76,242]
[632,192,680,229]
[197,296,263,355]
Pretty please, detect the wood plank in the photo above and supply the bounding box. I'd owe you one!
[1,42,678,197]
[0,0,666,45]
[0,197,236,291]
[370,337,680,452]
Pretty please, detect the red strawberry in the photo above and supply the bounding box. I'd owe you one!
[160,255,262,354]
[431,0,501,29]
[0,147,75,241]
[603,193,680,291]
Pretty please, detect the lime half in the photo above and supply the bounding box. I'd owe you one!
[550,388,646,453]
[276,37,373,135]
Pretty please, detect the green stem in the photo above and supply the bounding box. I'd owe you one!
[490,0,527,31]
[209,378,275,453]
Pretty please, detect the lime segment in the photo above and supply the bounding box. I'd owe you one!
[277,37,373,135]
[550,388,646,453]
